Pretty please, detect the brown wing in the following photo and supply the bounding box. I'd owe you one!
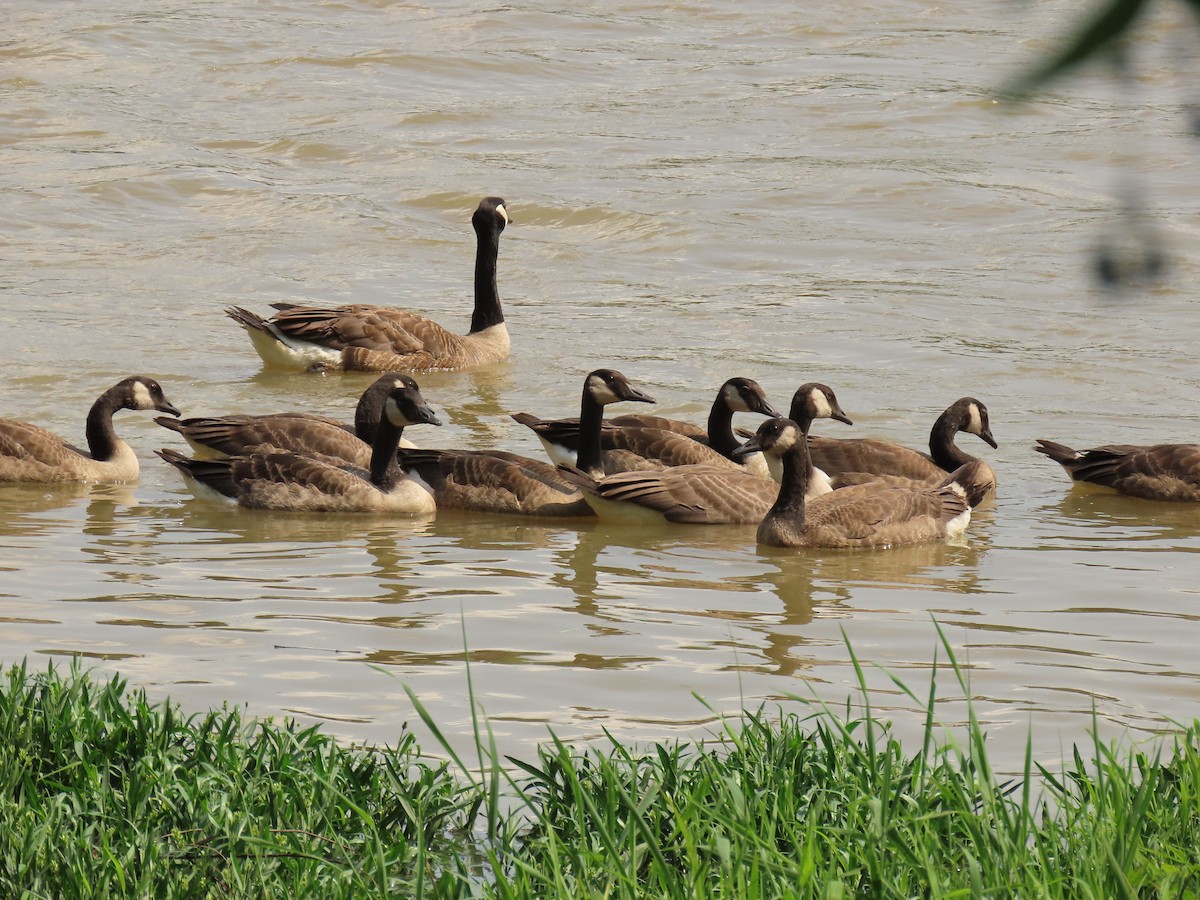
[160,414,368,464]
[598,427,735,470]
[582,465,777,524]
[806,436,942,481]
[399,448,590,516]
[1063,443,1200,500]
[268,303,466,358]
[608,414,709,442]
[803,482,969,548]
[0,420,86,479]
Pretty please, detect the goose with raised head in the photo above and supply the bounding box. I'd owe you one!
[1034,438,1200,501]
[736,416,984,549]
[556,383,853,525]
[511,368,656,475]
[519,376,781,476]
[157,382,441,513]
[0,376,180,483]
[801,397,998,496]
[226,197,511,372]
[155,373,421,464]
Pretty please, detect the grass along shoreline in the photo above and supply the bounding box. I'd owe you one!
[3,636,1199,898]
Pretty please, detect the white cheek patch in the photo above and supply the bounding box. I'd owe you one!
[587,377,621,405]
[810,389,833,420]
[383,396,405,426]
[773,428,798,454]
[497,204,509,225]
[723,384,748,412]
[966,403,984,436]
[132,381,154,410]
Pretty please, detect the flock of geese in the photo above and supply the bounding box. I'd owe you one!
[3,197,1198,551]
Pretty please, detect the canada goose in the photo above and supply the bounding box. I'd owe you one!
[735,417,984,549]
[397,447,595,517]
[518,377,781,476]
[155,373,421,464]
[511,369,656,475]
[157,382,441,513]
[226,197,511,372]
[799,397,997,494]
[1034,438,1200,501]
[556,383,853,525]
[0,376,180,483]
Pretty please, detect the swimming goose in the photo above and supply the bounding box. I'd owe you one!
[157,382,441,513]
[800,397,997,495]
[1034,438,1200,501]
[735,417,984,549]
[155,373,421,463]
[511,369,657,475]
[0,376,180,483]
[397,447,595,517]
[556,383,853,525]
[226,197,511,372]
[519,377,781,476]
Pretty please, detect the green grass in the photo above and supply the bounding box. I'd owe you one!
[0,660,479,898]
[3,631,1200,898]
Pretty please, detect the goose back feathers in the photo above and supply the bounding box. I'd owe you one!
[0,376,180,483]
[1035,438,1200,501]
[398,448,594,517]
[226,197,511,372]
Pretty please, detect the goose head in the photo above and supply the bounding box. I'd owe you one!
[474,196,510,237]
[733,417,805,461]
[382,384,443,429]
[583,369,656,407]
[786,383,852,428]
[721,377,781,417]
[118,376,181,418]
[952,397,997,449]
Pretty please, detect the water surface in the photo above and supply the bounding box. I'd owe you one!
[4,0,1200,767]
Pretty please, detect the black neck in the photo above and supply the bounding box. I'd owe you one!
[929,410,971,472]
[469,224,503,333]
[770,437,811,527]
[368,418,406,489]
[354,385,389,441]
[84,389,123,462]
[575,390,607,477]
[706,399,739,459]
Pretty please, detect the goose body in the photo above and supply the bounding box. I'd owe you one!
[157,383,441,514]
[0,376,180,483]
[559,383,854,525]
[155,374,421,464]
[737,417,981,549]
[511,369,656,475]
[1034,438,1200,501]
[804,397,997,491]
[226,198,511,372]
